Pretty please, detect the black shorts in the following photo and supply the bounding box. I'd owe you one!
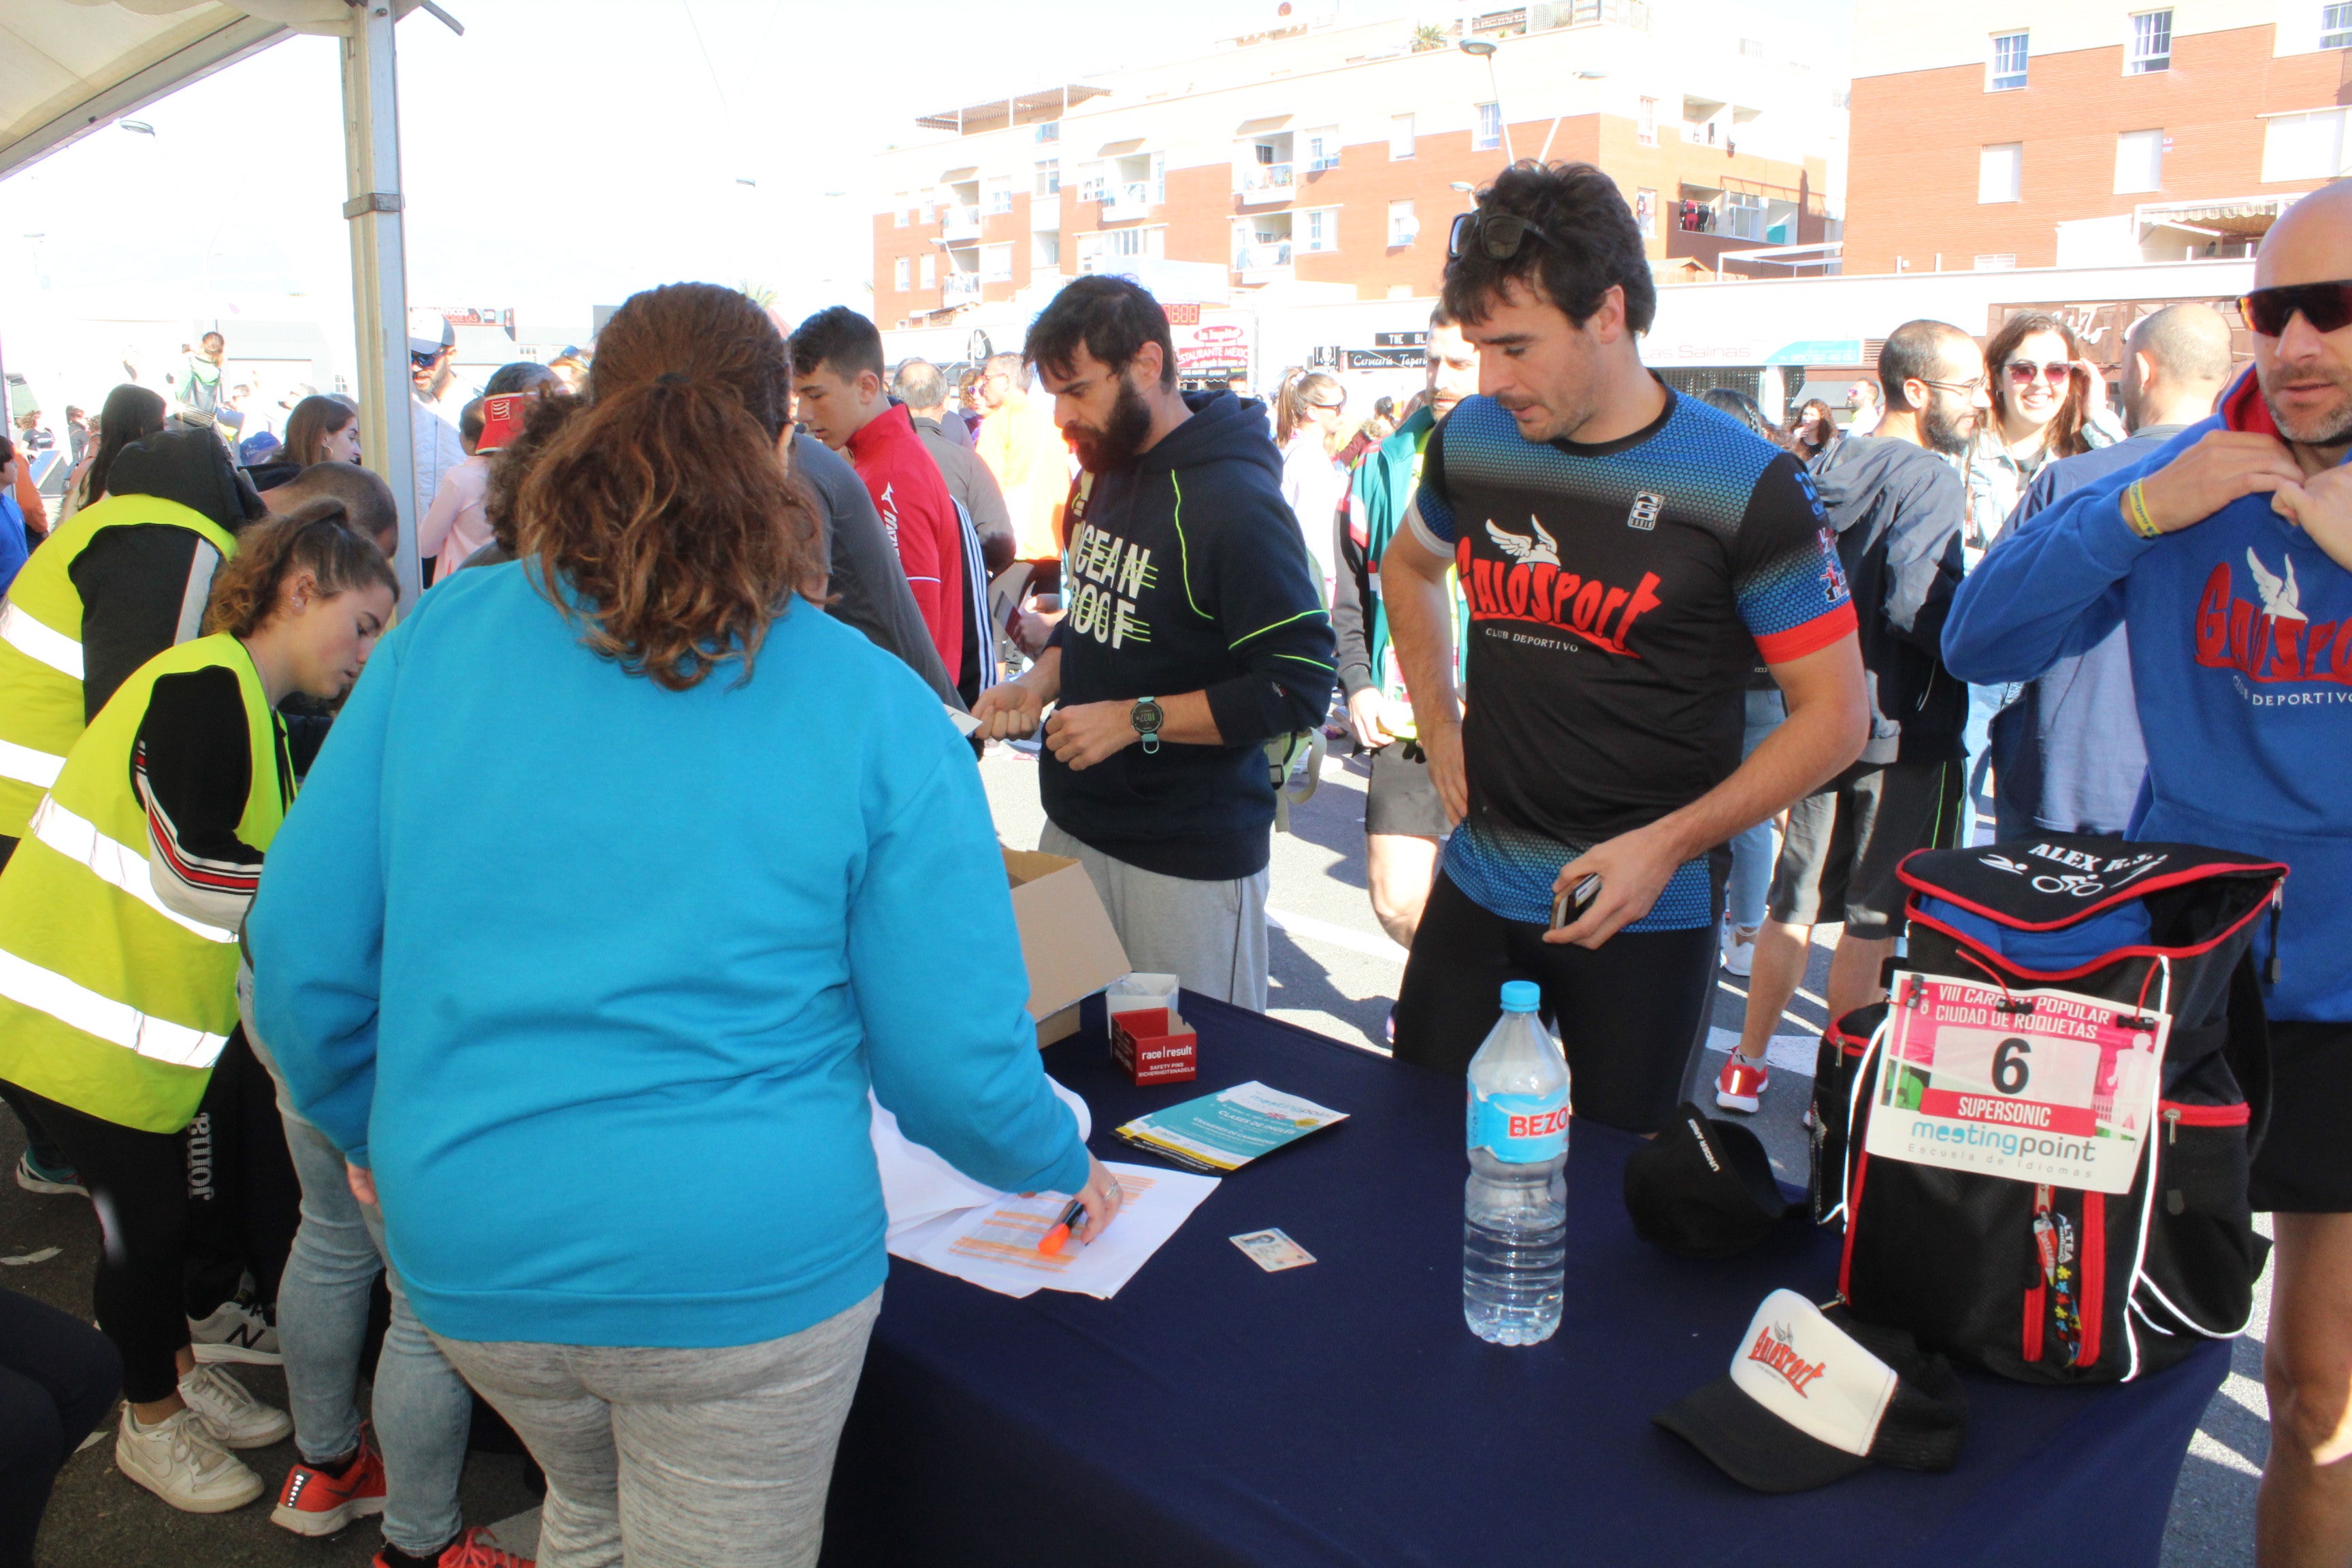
[1390,872,1716,1134]
[1364,740,1450,840]
[1769,759,1966,940]
[2251,1022,2352,1213]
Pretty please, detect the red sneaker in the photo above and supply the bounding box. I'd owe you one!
[272,1442,386,1536]
[375,1526,536,1567]
[1714,1054,1770,1114]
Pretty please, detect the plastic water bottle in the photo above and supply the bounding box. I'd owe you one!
[1463,979,1569,1346]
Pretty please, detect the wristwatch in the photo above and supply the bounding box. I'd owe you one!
[1130,696,1164,755]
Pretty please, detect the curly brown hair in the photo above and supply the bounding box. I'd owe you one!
[517,282,824,691]
[203,499,399,638]
[1984,311,2098,461]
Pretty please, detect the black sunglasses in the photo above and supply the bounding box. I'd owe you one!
[2241,279,2352,338]
[1448,210,1556,261]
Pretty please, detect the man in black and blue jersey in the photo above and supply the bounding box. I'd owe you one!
[1379,162,1869,1132]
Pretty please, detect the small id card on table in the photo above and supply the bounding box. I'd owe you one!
[1865,973,2169,1194]
[1230,1228,1316,1271]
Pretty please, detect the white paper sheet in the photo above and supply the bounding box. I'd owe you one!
[904,1162,1220,1301]
[870,1077,1091,1242]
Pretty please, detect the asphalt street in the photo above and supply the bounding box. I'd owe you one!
[0,738,2269,1565]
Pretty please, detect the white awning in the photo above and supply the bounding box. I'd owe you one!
[2136,195,2298,238]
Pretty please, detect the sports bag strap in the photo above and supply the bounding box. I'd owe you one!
[2223,949,2273,1162]
[1265,728,1325,834]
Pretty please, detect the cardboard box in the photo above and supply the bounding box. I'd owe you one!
[1111,1006,1198,1085]
[1106,973,1181,1039]
[1003,847,1132,1047]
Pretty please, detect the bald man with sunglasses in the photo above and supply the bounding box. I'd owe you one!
[1946,178,2352,1568]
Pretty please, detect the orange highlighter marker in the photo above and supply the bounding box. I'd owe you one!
[1038,1196,1088,1255]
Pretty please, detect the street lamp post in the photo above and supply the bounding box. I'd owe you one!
[1457,39,1513,163]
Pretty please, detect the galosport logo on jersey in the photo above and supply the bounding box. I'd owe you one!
[1454,524,1664,659]
[2194,552,2352,688]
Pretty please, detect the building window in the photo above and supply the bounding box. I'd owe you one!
[1474,102,1502,152]
[1034,160,1060,197]
[1034,232,1061,270]
[1388,199,1418,246]
[1990,32,2028,91]
[893,257,911,290]
[2325,3,2352,48]
[1076,161,1109,201]
[981,243,1014,282]
[2263,107,2352,181]
[1738,37,1765,56]
[1390,113,1416,159]
[894,195,910,229]
[2128,10,2172,73]
[2114,129,2165,193]
[985,176,1014,216]
[1978,142,2023,203]
[1634,187,1656,238]
[919,254,936,288]
[1301,208,1339,253]
[1974,254,2019,270]
[1637,97,1656,146]
[1304,126,1340,170]
[1036,120,1060,143]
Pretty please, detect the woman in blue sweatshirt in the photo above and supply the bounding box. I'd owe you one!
[248,282,1117,1568]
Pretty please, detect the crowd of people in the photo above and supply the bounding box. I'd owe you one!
[0,163,2346,1568]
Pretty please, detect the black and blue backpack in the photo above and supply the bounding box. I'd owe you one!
[1810,834,2285,1384]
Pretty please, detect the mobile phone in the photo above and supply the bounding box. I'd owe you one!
[1551,873,1601,931]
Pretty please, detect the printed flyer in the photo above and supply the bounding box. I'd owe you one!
[1864,973,2168,1194]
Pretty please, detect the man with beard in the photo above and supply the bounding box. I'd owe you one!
[1377,163,1865,1128]
[1725,318,1981,1112]
[1946,180,2352,1568]
[970,276,1335,1009]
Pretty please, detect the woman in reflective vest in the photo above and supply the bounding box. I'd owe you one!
[0,502,394,1514]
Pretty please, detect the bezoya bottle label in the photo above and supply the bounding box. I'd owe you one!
[1469,1088,1569,1163]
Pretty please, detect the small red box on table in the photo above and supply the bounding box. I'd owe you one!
[1111,1007,1197,1085]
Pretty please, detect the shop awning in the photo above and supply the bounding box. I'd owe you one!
[2136,195,2298,238]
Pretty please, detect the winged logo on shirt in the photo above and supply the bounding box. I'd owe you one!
[2247,549,2305,622]
[1487,517,1561,567]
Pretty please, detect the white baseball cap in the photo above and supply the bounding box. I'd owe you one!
[408,308,454,359]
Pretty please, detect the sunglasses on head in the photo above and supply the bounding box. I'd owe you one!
[2006,360,2074,387]
[2241,279,2352,338]
[1449,210,1556,261]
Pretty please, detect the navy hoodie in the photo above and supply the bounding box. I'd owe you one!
[1944,372,2351,1024]
[1043,391,1337,880]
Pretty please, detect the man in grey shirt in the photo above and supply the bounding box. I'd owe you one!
[892,359,1015,578]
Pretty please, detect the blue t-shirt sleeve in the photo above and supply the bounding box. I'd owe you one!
[1411,419,1458,546]
[1733,453,1857,664]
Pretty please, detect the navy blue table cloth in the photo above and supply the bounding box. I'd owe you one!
[821,993,2225,1568]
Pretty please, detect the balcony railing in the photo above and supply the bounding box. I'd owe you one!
[941,205,983,241]
[1238,163,1294,205]
[1232,241,1293,272]
[943,273,982,303]
[1103,181,1154,222]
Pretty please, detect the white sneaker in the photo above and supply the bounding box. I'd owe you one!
[116,1407,265,1513]
[178,1363,293,1450]
[189,1292,280,1365]
[1720,921,1759,979]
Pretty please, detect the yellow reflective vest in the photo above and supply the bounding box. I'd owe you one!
[0,634,286,1132]
[0,493,240,841]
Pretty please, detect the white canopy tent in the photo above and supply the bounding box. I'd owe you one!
[1,0,453,606]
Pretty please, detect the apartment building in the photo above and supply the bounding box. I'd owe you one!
[1846,2,2352,274]
[869,1,1846,347]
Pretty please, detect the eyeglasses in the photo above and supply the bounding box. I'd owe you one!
[1308,399,1347,414]
[2006,360,2073,387]
[1448,210,1556,261]
[1918,376,1987,399]
[2241,279,2352,338]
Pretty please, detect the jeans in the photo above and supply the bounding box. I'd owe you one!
[274,1108,472,1557]
[1963,681,2017,849]
[434,1291,881,1568]
[1725,689,1787,932]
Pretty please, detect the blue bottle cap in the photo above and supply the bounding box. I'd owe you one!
[1500,980,1541,1013]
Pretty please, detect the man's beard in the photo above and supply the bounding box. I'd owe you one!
[2261,361,2352,448]
[1921,402,1973,457]
[1065,375,1156,473]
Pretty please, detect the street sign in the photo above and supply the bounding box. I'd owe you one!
[1343,348,1421,370]
[1373,330,1428,348]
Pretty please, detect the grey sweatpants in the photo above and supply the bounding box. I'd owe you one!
[431,1290,881,1568]
[1041,820,1270,1010]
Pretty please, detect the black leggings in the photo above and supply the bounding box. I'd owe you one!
[1392,871,1717,1134]
[182,1028,300,1319]
[0,1287,120,1568]
[11,1084,193,1404]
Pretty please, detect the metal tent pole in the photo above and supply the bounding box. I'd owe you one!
[342,1,421,610]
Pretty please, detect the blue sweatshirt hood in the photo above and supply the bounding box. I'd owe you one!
[1139,390,1283,481]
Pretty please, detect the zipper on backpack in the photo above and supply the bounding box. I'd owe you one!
[2157,1100,2251,1132]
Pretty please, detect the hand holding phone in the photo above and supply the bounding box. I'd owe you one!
[1550,873,1601,932]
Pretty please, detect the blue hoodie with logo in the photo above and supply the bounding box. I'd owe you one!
[1943,373,2351,1024]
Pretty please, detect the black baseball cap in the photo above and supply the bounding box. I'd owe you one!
[1656,1290,1968,1492]
[1623,1100,1791,1259]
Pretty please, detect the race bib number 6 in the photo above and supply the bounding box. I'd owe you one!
[1863,973,2168,1194]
